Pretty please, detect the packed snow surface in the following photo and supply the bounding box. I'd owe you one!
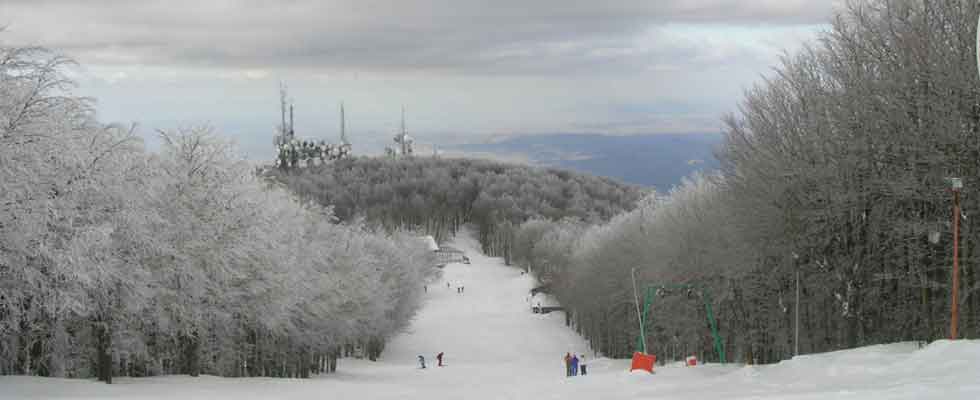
[3,233,979,399]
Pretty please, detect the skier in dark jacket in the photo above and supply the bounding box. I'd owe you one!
[570,354,579,376]
[418,355,426,369]
[437,352,444,366]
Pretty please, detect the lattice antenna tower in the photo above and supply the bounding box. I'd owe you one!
[280,83,286,136]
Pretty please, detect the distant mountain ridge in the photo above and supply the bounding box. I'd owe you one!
[451,133,723,192]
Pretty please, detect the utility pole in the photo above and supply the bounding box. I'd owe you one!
[950,177,963,340]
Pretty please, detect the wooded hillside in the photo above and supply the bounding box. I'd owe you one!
[267,157,645,261]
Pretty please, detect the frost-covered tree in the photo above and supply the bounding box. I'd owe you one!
[515,0,980,364]
[0,37,437,381]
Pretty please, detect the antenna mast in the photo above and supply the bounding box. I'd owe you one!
[400,106,408,155]
[279,82,288,137]
[340,102,348,144]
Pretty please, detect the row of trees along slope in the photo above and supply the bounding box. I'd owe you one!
[266,156,645,263]
[0,41,438,382]
[512,0,980,364]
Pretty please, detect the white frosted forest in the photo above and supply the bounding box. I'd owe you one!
[3,235,979,399]
[0,43,438,381]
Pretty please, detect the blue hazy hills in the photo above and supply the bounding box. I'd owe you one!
[453,133,723,193]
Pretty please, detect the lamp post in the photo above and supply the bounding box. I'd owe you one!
[781,172,803,355]
[949,177,963,340]
[793,252,800,357]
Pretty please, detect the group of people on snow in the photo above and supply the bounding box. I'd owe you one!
[443,281,464,294]
[418,352,446,369]
[563,353,587,376]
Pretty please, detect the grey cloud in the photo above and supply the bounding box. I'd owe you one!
[1,0,834,75]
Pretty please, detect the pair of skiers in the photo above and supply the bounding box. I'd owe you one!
[419,352,445,369]
[563,353,587,376]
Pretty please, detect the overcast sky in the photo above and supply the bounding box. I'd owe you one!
[1,0,838,157]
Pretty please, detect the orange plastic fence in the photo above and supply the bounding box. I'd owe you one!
[630,352,656,373]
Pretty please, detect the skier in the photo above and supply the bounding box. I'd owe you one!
[579,355,587,376]
[437,352,444,367]
[570,354,579,376]
[418,355,426,369]
[424,285,427,293]
[563,353,572,377]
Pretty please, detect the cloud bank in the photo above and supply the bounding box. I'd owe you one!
[0,0,837,157]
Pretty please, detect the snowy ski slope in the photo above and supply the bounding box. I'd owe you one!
[2,232,979,399]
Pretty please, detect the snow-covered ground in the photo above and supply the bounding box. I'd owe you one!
[3,232,980,399]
